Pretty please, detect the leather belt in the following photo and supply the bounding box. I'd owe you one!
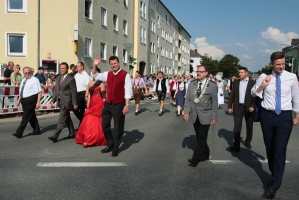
[262,108,291,113]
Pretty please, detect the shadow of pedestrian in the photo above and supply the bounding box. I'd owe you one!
[218,129,270,190]
[40,124,58,134]
[119,129,144,152]
[139,108,152,114]
[182,135,197,151]
[154,109,170,113]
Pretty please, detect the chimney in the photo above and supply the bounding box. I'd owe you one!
[195,49,197,53]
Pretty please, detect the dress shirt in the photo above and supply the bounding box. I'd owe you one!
[172,81,178,90]
[152,78,170,93]
[19,76,42,98]
[75,71,90,92]
[91,68,132,99]
[35,73,46,85]
[198,78,208,91]
[239,77,249,104]
[132,77,145,88]
[251,70,299,114]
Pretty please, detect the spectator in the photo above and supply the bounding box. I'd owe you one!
[11,64,22,86]
[35,67,47,90]
[69,64,77,75]
[4,61,14,85]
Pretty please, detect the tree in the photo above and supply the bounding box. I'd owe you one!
[257,65,271,75]
[200,54,219,75]
[218,54,243,78]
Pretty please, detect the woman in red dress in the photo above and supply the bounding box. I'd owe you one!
[75,80,107,147]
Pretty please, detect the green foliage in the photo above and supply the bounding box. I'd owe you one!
[200,54,219,75]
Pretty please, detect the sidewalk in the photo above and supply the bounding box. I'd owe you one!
[0,111,61,125]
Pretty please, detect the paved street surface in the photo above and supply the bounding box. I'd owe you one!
[1,96,299,200]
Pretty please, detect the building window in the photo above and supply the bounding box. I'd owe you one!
[85,0,92,20]
[6,0,27,13]
[84,37,92,58]
[150,0,156,11]
[113,14,118,31]
[123,20,128,35]
[140,1,146,20]
[151,21,156,33]
[140,26,146,44]
[113,45,118,56]
[124,0,128,7]
[101,7,107,26]
[123,49,127,63]
[100,42,107,60]
[6,32,27,57]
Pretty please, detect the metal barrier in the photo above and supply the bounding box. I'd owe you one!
[0,85,59,115]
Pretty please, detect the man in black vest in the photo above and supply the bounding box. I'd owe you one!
[152,71,170,116]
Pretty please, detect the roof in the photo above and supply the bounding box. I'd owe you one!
[190,49,201,57]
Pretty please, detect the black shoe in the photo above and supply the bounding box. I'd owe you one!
[48,136,57,143]
[112,151,119,157]
[229,147,240,152]
[101,146,113,153]
[63,135,75,140]
[29,132,41,136]
[12,133,22,138]
[245,142,252,149]
[262,186,276,199]
[135,111,139,115]
[188,159,199,167]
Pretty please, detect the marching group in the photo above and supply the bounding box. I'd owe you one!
[7,51,299,199]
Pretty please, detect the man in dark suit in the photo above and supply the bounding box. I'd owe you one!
[184,65,218,167]
[228,67,255,151]
[48,62,78,142]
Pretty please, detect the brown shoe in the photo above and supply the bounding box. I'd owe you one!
[263,186,276,199]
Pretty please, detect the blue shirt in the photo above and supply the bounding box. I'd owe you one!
[35,73,46,85]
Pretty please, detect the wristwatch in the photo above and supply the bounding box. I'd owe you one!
[125,104,129,106]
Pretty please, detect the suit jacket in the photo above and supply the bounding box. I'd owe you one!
[184,80,218,124]
[52,74,77,110]
[227,79,255,111]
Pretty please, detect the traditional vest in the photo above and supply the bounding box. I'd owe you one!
[156,78,166,92]
[170,80,178,91]
[106,70,127,104]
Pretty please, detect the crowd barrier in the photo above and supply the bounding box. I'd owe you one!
[0,86,58,115]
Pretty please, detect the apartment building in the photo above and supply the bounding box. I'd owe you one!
[0,0,133,79]
[0,0,190,79]
[135,0,191,76]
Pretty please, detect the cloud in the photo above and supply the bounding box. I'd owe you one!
[241,54,252,59]
[261,27,299,45]
[264,49,276,54]
[235,42,247,48]
[191,37,225,59]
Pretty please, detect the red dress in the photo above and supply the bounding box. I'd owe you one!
[75,86,107,147]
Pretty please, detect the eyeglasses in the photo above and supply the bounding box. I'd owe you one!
[196,71,207,73]
[24,72,31,74]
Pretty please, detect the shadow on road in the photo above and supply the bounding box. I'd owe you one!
[182,135,196,151]
[119,129,144,152]
[218,128,270,190]
[139,108,152,113]
[40,124,58,134]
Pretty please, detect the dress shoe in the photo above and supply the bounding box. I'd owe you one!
[101,146,113,153]
[245,142,252,149]
[29,132,41,136]
[12,133,22,138]
[48,136,57,143]
[188,159,199,167]
[63,135,75,140]
[229,147,240,152]
[135,111,139,115]
[262,186,276,199]
[112,151,119,157]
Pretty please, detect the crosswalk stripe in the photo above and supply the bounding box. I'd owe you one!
[36,162,127,167]
[209,160,290,164]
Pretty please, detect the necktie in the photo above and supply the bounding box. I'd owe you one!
[275,74,281,115]
[59,75,64,86]
[197,82,202,97]
[20,79,27,98]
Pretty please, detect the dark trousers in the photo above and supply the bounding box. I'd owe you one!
[260,109,293,190]
[16,95,40,137]
[192,116,210,162]
[171,90,176,102]
[52,106,75,139]
[233,104,253,149]
[73,91,86,125]
[102,101,125,151]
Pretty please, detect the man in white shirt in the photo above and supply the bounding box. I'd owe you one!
[74,62,91,126]
[152,71,170,116]
[251,52,299,199]
[13,67,42,138]
[91,56,132,157]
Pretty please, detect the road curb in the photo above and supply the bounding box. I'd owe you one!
[0,112,62,125]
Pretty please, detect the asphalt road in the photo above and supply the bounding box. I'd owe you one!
[1,96,299,200]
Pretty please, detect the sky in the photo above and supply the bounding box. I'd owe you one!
[162,0,299,72]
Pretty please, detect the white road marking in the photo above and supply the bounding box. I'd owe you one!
[210,160,236,164]
[36,162,127,167]
[257,159,290,163]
